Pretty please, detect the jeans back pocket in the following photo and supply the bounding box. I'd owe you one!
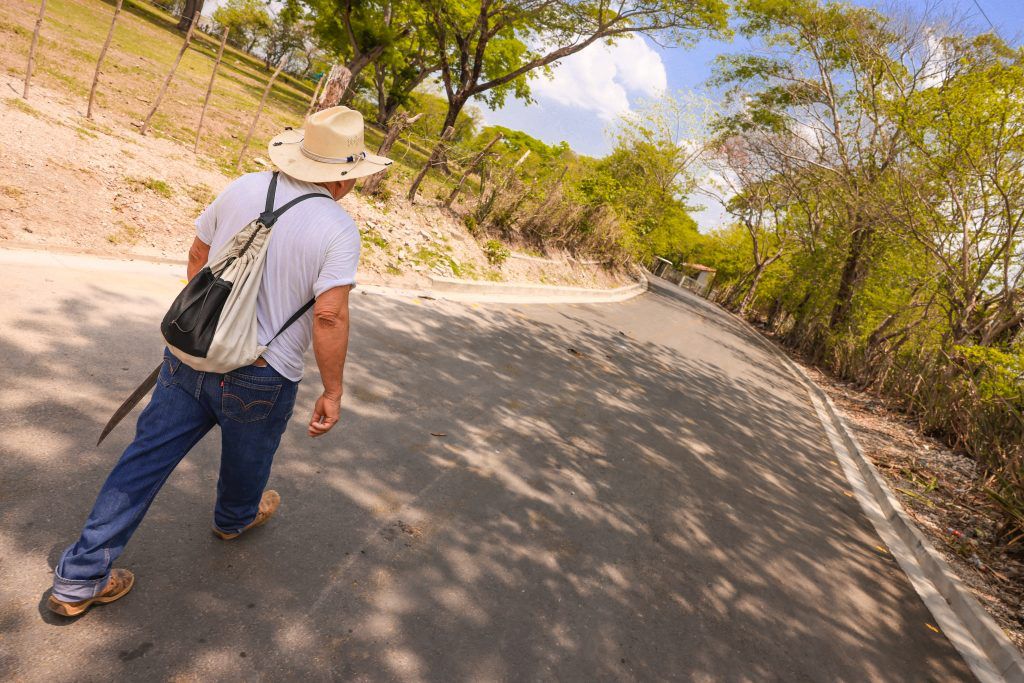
[159,351,183,388]
[222,375,281,423]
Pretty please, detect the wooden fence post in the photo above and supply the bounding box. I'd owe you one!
[407,125,455,203]
[86,0,124,119]
[23,0,47,99]
[140,11,198,135]
[193,26,229,153]
[235,55,288,172]
[314,63,352,113]
[445,134,502,208]
[360,112,422,195]
[304,72,326,120]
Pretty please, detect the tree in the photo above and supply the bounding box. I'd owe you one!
[420,0,729,161]
[577,93,708,260]
[212,0,272,53]
[177,0,205,31]
[303,0,415,105]
[263,0,315,71]
[713,0,934,334]
[366,5,439,123]
[886,34,1024,347]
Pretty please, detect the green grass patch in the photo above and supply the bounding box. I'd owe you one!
[185,182,215,206]
[106,219,143,245]
[6,97,43,118]
[361,229,389,250]
[128,175,174,198]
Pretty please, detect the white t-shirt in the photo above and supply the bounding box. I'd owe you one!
[195,171,360,382]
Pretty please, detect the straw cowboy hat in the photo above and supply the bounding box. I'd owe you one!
[267,106,392,183]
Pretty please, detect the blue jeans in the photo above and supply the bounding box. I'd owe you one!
[52,349,299,602]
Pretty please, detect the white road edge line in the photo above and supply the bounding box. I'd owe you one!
[649,279,1024,682]
[760,331,1024,683]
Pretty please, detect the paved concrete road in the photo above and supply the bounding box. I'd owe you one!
[0,250,971,681]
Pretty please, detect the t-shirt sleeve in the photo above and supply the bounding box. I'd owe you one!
[314,222,361,297]
[195,189,221,245]
[195,176,245,245]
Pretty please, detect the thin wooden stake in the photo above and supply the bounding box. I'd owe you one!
[236,55,288,172]
[408,125,455,203]
[361,112,421,195]
[193,26,229,153]
[87,0,124,119]
[304,71,325,120]
[445,134,502,208]
[23,0,47,99]
[140,11,198,135]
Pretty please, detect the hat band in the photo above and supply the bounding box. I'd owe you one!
[300,145,366,164]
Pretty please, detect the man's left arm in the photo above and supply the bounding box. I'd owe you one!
[187,237,210,280]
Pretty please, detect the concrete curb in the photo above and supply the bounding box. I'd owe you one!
[646,282,1024,681]
[0,245,647,307]
[420,274,648,304]
[699,298,1024,682]
[782,358,1024,683]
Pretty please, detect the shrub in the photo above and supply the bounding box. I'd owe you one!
[483,239,510,265]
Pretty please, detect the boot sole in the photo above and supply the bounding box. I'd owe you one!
[47,573,135,617]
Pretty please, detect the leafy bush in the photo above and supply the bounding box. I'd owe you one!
[483,239,510,265]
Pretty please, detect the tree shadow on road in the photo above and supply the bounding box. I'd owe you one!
[0,282,971,681]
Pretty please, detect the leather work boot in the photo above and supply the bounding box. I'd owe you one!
[212,490,281,540]
[47,568,135,617]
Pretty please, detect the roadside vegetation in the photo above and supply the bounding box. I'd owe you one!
[688,0,1024,550]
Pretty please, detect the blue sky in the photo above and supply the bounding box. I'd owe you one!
[477,0,1023,230]
[482,0,1024,157]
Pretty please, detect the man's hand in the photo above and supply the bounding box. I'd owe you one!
[309,392,341,437]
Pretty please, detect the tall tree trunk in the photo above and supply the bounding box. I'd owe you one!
[440,96,467,139]
[829,211,874,330]
[177,0,204,31]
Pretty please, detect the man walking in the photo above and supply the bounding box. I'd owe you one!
[47,107,391,617]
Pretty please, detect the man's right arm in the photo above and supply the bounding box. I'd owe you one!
[187,237,210,280]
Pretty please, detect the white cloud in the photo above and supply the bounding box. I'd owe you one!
[529,36,668,121]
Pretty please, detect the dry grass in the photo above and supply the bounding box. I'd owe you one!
[0,0,429,176]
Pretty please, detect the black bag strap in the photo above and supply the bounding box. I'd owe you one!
[270,298,315,343]
[258,171,332,228]
[257,171,330,345]
[264,170,280,214]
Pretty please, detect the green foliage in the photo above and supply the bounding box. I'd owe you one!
[128,176,173,198]
[212,0,273,53]
[696,0,1024,545]
[404,91,481,145]
[483,239,510,265]
[575,93,709,261]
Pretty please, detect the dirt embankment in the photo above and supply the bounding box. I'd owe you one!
[0,78,626,290]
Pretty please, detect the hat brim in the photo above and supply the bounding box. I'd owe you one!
[267,129,393,183]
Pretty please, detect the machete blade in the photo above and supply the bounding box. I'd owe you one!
[96,364,161,446]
